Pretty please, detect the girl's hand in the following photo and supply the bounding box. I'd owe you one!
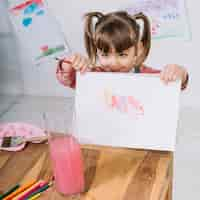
[70,53,92,73]
[56,53,92,87]
[160,64,188,85]
[56,58,75,87]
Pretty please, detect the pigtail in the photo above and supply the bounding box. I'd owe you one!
[132,12,151,66]
[84,12,104,64]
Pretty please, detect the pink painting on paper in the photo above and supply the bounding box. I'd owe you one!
[104,89,144,118]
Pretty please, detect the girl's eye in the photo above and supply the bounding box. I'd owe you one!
[119,53,128,57]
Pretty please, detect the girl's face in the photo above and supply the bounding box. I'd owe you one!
[97,45,137,72]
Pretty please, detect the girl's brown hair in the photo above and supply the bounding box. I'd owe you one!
[84,11,151,67]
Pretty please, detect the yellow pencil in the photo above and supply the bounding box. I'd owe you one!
[28,192,41,200]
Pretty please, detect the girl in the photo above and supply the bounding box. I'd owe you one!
[56,11,188,90]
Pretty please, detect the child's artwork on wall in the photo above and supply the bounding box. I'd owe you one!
[75,72,181,151]
[123,0,190,40]
[8,0,70,64]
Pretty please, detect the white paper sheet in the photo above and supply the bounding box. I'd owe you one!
[75,72,181,151]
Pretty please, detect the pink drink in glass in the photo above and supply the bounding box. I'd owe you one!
[49,134,85,195]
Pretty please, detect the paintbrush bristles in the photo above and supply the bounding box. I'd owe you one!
[1,137,12,148]
[1,136,25,148]
[1,136,48,148]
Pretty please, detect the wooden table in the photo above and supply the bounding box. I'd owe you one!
[0,143,173,200]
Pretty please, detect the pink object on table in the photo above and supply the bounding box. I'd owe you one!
[0,122,46,151]
[49,134,85,195]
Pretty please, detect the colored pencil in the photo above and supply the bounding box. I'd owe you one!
[3,180,36,200]
[12,180,46,200]
[28,193,41,200]
[26,182,52,199]
[0,184,20,199]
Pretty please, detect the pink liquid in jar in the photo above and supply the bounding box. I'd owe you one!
[49,134,85,195]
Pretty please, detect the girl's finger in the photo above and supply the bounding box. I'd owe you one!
[160,65,168,81]
[169,66,182,82]
[170,73,176,81]
[62,72,71,79]
[58,59,73,73]
[62,72,72,85]
[79,58,88,70]
[63,79,72,86]
[164,65,175,82]
[160,68,168,84]
[172,70,180,81]
[70,54,78,63]
[80,65,88,74]
[160,71,165,81]
[72,56,82,70]
[70,54,80,69]
[57,73,71,86]
[168,68,176,82]
[79,57,91,72]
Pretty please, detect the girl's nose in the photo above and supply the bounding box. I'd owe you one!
[109,57,120,67]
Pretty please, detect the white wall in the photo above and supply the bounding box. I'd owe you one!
[148,1,199,108]
[0,1,23,95]
[8,0,200,108]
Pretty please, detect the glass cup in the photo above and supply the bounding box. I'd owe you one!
[43,112,85,195]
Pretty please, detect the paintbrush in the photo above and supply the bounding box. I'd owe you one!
[0,135,48,148]
[55,57,72,64]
